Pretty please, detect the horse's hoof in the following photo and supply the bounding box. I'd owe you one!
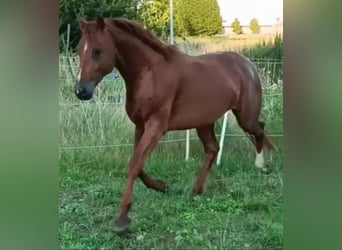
[191,186,203,196]
[156,179,168,192]
[260,165,272,175]
[113,216,131,233]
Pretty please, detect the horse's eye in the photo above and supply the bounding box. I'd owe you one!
[92,48,102,59]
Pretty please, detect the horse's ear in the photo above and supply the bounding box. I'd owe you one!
[95,16,105,31]
[79,19,88,32]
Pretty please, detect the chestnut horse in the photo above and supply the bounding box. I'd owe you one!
[75,16,275,232]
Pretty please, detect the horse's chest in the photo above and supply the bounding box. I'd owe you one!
[125,95,155,126]
[124,73,167,125]
[125,102,143,126]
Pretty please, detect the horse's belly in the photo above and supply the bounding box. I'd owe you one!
[168,95,234,130]
[168,113,220,130]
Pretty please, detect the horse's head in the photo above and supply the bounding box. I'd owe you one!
[75,16,116,100]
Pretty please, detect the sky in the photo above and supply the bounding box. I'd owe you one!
[216,0,283,26]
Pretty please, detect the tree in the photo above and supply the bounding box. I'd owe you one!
[250,18,260,34]
[59,0,224,51]
[173,0,191,38]
[231,18,242,35]
[59,0,139,52]
[202,0,222,36]
[139,0,222,39]
[138,0,170,41]
[176,0,222,36]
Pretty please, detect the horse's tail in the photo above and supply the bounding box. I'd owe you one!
[259,121,278,152]
[263,135,277,151]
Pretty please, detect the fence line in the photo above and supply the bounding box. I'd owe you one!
[59,56,283,164]
[58,55,283,62]
[58,93,282,107]
[217,111,229,165]
[60,133,283,151]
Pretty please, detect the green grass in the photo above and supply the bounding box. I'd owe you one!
[60,136,283,250]
[59,51,283,249]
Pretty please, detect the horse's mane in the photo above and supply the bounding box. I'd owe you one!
[109,18,178,60]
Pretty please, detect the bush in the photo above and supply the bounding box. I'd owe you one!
[250,18,260,34]
[241,33,283,60]
[232,18,243,35]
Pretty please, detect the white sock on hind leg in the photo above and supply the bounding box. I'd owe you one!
[255,150,265,168]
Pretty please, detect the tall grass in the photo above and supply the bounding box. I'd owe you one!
[176,33,282,55]
[241,33,283,60]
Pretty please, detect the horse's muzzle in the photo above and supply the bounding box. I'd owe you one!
[75,81,95,100]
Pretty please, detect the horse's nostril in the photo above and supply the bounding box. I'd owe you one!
[75,81,95,101]
[75,84,92,100]
[75,85,85,95]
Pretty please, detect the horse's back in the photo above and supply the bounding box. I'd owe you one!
[198,51,260,84]
[197,51,262,100]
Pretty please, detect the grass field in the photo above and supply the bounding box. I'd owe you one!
[176,33,280,54]
[59,45,283,249]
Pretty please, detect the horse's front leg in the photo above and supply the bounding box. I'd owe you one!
[113,118,166,232]
[134,126,167,192]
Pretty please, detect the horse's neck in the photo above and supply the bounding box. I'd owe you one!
[114,36,157,86]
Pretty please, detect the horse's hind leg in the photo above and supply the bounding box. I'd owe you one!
[192,124,219,195]
[138,170,167,192]
[134,126,167,192]
[232,109,271,174]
